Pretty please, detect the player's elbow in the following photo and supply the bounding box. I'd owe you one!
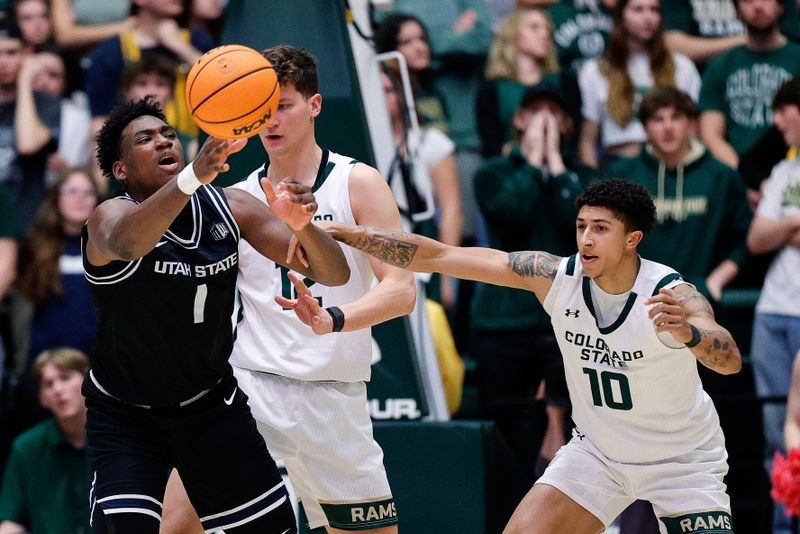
[319,263,351,287]
[720,348,742,375]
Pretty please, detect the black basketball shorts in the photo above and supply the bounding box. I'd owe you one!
[84,371,296,533]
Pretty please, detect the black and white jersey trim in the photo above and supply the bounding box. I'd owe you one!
[164,193,202,248]
[84,257,143,285]
[202,185,240,242]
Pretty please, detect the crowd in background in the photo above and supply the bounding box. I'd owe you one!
[0,0,798,532]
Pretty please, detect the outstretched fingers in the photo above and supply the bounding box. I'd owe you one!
[286,271,314,299]
[285,235,309,267]
[274,295,297,309]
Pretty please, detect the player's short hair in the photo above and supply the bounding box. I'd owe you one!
[576,179,656,235]
[120,53,177,93]
[31,347,90,387]
[373,12,430,55]
[773,77,800,110]
[95,97,167,180]
[262,44,318,99]
[638,87,698,124]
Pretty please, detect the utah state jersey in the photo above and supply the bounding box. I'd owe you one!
[82,185,241,406]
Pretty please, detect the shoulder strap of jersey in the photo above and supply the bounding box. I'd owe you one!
[565,253,578,277]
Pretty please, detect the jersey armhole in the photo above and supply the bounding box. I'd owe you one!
[542,255,574,316]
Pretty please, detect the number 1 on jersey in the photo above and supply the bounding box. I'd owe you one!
[194,284,208,324]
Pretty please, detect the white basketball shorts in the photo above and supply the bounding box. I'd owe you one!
[232,366,397,531]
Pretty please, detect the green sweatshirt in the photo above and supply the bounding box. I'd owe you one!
[606,139,752,296]
[471,147,595,331]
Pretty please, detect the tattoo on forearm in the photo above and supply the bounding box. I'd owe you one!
[693,327,736,369]
[338,226,419,267]
[508,251,560,279]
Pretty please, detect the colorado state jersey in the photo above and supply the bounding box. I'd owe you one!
[229,150,374,382]
[543,255,721,463]
[82,185,241,406]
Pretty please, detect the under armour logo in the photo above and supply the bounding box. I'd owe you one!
[210,223,229,241]
[565,309,580,318]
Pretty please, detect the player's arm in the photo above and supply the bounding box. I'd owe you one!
[645,284,742,375]
[327,205,558,305]
[274,165,416,334]
[226,182,349,287]
[330,164,416,331]
[86,137,245,265]
[785,352,800,451]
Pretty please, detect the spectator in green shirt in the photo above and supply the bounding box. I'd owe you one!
[0,348,90,534]
[698,0,800,183]
[608,87,752,301]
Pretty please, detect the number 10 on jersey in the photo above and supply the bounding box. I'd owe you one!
[582,367,633,411]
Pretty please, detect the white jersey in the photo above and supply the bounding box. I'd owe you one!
[543,255,721,463]
[229,150,375,382]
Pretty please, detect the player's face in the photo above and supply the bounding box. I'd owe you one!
[117,115,184,193]
[773,104,800,147]
[622,0,661,45]
[0,38,23,87]
[644,106,694,158]
[126,73,173,107]
[259,84,320,158]
[517,10,552,61]
[38,363,86,421]
[736,0,782,32]
[576,206,633,280]
[59,170,97,229]
[396,21,431,72]
[16,0,51,46]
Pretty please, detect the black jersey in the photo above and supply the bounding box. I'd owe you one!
[83,185,242,406]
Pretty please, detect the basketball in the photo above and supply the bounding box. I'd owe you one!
[185,44,280,139]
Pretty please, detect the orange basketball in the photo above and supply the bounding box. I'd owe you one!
[185,44,280,139]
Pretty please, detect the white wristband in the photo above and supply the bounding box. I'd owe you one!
[176,163,202,196]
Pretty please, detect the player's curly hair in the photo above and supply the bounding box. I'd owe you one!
[576,179,656,235]
[95,97,167,180]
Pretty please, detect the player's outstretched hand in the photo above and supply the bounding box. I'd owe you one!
[274,272,334,335]
[192,137,247,183]
[645,288,693,345]
[261,178,317,231]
